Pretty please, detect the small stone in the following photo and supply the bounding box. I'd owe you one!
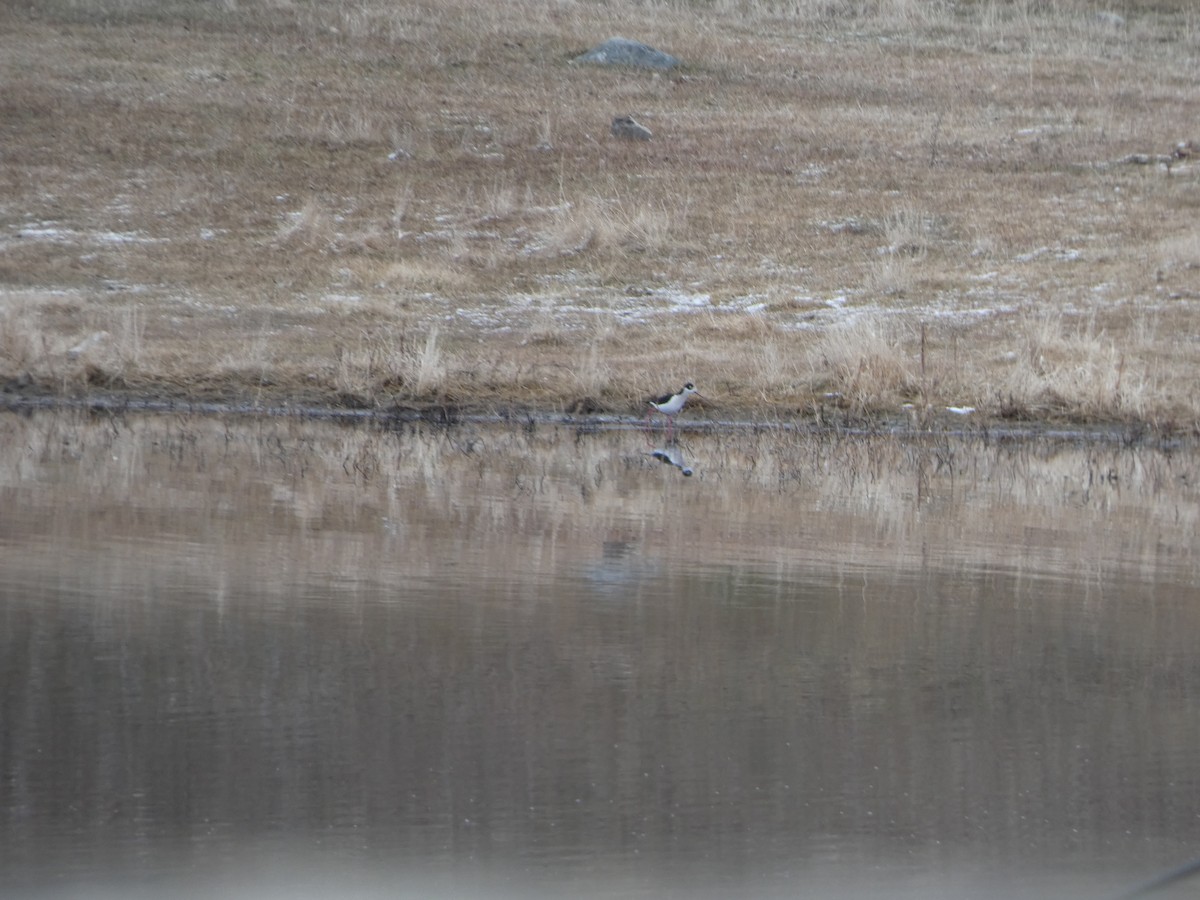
[573,37,680,71]
[611,115,652,141]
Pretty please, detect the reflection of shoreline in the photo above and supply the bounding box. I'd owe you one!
[0,412,1197,593]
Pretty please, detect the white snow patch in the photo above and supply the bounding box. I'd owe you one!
[821,218,870,235]
[659,290,712,309]
[1015,246,1081,263]
[14,223,157,244]
[95,230,156,244]
[18,225,71,241]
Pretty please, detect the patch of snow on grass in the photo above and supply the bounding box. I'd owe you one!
[1015,246,1082,264]
[1014,247,1050,263]
[821,218,870,235]
[453,307,511,331]
[18,225,71,241]
[13,222,157,244]
[650,289,711,309]
[95,231,157,244]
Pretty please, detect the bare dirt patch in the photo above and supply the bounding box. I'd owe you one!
[3,0,1200,430]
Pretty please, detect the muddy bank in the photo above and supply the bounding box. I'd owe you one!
[0,385,1177,450]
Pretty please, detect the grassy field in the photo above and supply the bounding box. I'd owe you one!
[2,0,1200,430]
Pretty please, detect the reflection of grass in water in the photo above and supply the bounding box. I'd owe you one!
[6,411,1200,846]
[6,415,1200,896]
[3,413,1198,587]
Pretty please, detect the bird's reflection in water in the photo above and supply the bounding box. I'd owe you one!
[651,446,693,477]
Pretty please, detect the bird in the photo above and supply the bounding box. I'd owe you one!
[645,382,702,440]
[1169,140,1196,173]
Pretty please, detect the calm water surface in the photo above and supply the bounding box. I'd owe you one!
[3,411,1200,899]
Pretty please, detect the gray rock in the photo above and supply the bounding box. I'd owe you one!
[611,115,652,141]
[573,37,679,71]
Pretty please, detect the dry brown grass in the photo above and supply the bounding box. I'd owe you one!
[3,0,1200,427]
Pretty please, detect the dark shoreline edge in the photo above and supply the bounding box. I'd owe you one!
[0,391,1183,450]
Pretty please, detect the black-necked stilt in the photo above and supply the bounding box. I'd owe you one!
[645,382,702,439]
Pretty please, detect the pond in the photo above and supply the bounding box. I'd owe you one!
[2,410,1200,899]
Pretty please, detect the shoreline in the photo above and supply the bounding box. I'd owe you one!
[0,387,1178,450]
